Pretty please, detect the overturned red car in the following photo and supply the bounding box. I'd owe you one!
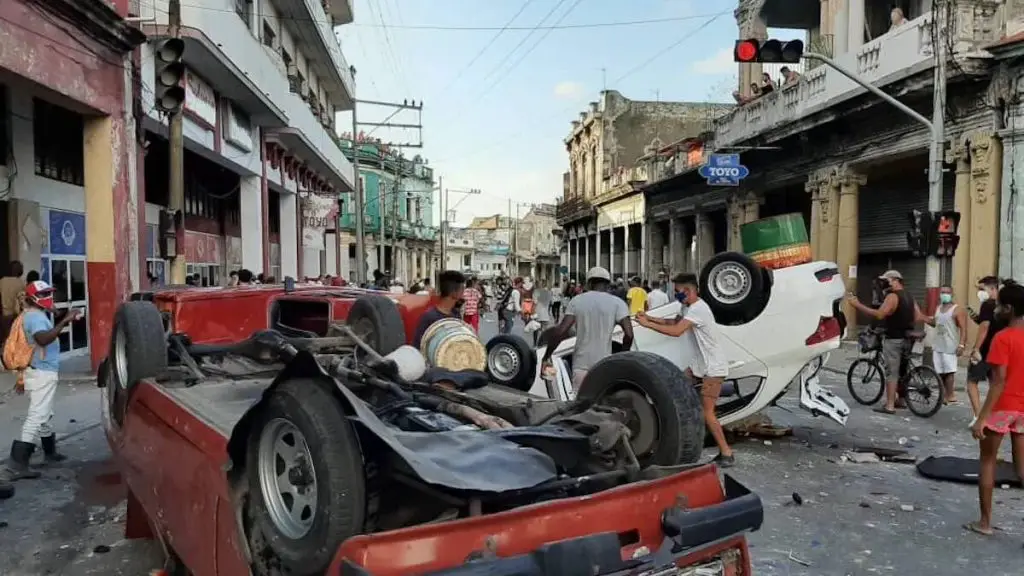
[100,285,763,575]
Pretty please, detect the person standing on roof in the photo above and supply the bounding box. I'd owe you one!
[541,267,634,390]
[412,271,466,350]
[2,281,81,483]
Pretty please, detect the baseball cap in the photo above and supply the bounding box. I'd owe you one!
[879,270,903,281]
[586,266,611,281]
[25,280,54,298]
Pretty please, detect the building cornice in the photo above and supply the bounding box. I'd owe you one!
[33,0,146,53]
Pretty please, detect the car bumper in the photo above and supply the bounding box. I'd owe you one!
[331,468,761,576]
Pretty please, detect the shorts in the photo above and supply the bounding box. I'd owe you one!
[968,360,992,383]
[572,369,588,392]
[984,411,1024,434]
[932,351,958,375]
[881,338,907,381]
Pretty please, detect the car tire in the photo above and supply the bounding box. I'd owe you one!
[109,301,167,392]
[486,334,537,392]
[245,379,367,576]
[577,351,705,465]
[699,252,767,323]
[347,294,405,355]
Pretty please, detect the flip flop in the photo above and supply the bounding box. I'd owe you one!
[873,407,896,415]
[963,521,994,536]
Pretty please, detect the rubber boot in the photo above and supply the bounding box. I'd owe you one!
[6,440,42,480]
[41,435,67,463]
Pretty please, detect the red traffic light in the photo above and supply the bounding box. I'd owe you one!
[734,39,758,63]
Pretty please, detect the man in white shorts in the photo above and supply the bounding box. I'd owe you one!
[932,285,967,404]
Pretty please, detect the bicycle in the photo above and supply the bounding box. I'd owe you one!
[846,327,944,418]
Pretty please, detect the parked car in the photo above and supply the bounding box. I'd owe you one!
[504,253,852,429]
[100,293,763,575]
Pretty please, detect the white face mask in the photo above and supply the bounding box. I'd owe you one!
[977,290,990,303]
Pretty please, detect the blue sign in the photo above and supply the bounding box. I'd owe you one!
[48,210,86,256]
[698,154,750,187]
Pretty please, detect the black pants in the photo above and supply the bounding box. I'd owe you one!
[499,310,514,334]
[550,302,561,322]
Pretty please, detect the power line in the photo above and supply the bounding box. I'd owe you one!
[435,0,538,97]
[472,0,570,92]
[366,0,409,95]
[354,13,730,31]
[430,11,729,166]
[472,0,586,103]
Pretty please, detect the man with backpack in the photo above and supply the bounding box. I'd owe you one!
[1,280,81,486]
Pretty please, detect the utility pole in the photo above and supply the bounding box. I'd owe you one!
[391,148,402,279]
[167,0,186,284]
[438,176,445,278]
[441,186,481,275]
[350,98,424,284]
[350,72,366,285]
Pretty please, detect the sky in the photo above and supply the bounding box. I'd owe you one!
[336,0,753,226]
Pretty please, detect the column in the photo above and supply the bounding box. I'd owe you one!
[834,0,849,56]
[815,168,841,264]
[742,193,760,227]
[727,194,745,252]
[847,0,865,52]
[668,217,680,273]
[239,175,264,271]
[736,10,767,98]
[966,131,1003,299]
[695,212,715,269]
[999,132,1023,278]
[584,232,591,271]
[279,192,298,279]
[623,225,631,277]
[806,174,823,260]
[819,0,832,36]
[640,222,647,279]
[949,140,972,309]
[84,114,134,371]
[835,166,865,337]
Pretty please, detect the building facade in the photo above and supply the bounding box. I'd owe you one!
[555,89,732,283]
[637,0,1020,341]
[515,204,562,283]
[339,137,437,284]
[0,0,357,369]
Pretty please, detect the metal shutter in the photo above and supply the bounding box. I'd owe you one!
[859,175,954,254]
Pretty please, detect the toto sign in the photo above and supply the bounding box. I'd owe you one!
[698,154,750,187]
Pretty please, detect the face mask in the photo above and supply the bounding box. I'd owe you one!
[977,290,990,303]
[940,294,953,304]
[675,292,687,304]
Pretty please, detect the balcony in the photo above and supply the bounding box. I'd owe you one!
[267,90,355,191]
[272,0,355,109]
[555,196,597,226]
[716,11,935,147]
[322,0,354,25]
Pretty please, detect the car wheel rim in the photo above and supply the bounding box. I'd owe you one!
[112,324,130,390]
[257,418,318,540]
[707,262,751,305]
[487,344,520,382]
[605,387,659,457]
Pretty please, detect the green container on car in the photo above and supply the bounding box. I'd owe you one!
[741,213,812,269]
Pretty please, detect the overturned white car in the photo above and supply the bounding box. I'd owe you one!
[485,252,851,431]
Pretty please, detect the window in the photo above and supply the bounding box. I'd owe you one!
[234,0,251,27]
[33,99,84,186]
[262,21,276,48]
[281,48,292,68]
[463,254,471,267]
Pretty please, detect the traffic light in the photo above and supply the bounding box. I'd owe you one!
[907,209,932,257]
[733,39,804,64]
[154,38,186,114]
[933,210,961,257]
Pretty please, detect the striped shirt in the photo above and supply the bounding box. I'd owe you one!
[462,288,482,316]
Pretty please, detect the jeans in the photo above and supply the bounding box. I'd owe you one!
[499,310,514,334]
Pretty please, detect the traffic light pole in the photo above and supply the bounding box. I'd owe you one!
[804,50,945,312]
[167,0,186,285]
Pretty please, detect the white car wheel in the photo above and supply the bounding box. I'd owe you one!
[706,261,752,305]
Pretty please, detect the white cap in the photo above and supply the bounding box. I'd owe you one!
[586,266,611,281]
[879,270,903,281]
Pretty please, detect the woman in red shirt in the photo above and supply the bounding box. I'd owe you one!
[966,282,1024,536]
[461,277,482,333]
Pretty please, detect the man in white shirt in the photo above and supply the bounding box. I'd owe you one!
[636,272,734,467]
[647,279,670,309]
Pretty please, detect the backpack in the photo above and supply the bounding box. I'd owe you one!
[3,313,39,372]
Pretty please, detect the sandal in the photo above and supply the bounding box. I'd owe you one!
[873,407,896,415]
[963,521,994,536]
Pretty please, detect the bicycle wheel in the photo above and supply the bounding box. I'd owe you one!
[904,365,944,418]
[846,359,885,406]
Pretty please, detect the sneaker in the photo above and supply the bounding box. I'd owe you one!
[713,453,736,468]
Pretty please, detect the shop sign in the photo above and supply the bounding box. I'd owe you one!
[48,210,86,256]
[223,101,253,152]
[184,69,217,126]
[184,231,223,264]
[301,194,338,250]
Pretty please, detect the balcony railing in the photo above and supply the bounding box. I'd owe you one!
[555,196,596,225]
[716,11,934,147]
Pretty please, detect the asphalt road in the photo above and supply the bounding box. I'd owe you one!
[0,328,1020,575]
